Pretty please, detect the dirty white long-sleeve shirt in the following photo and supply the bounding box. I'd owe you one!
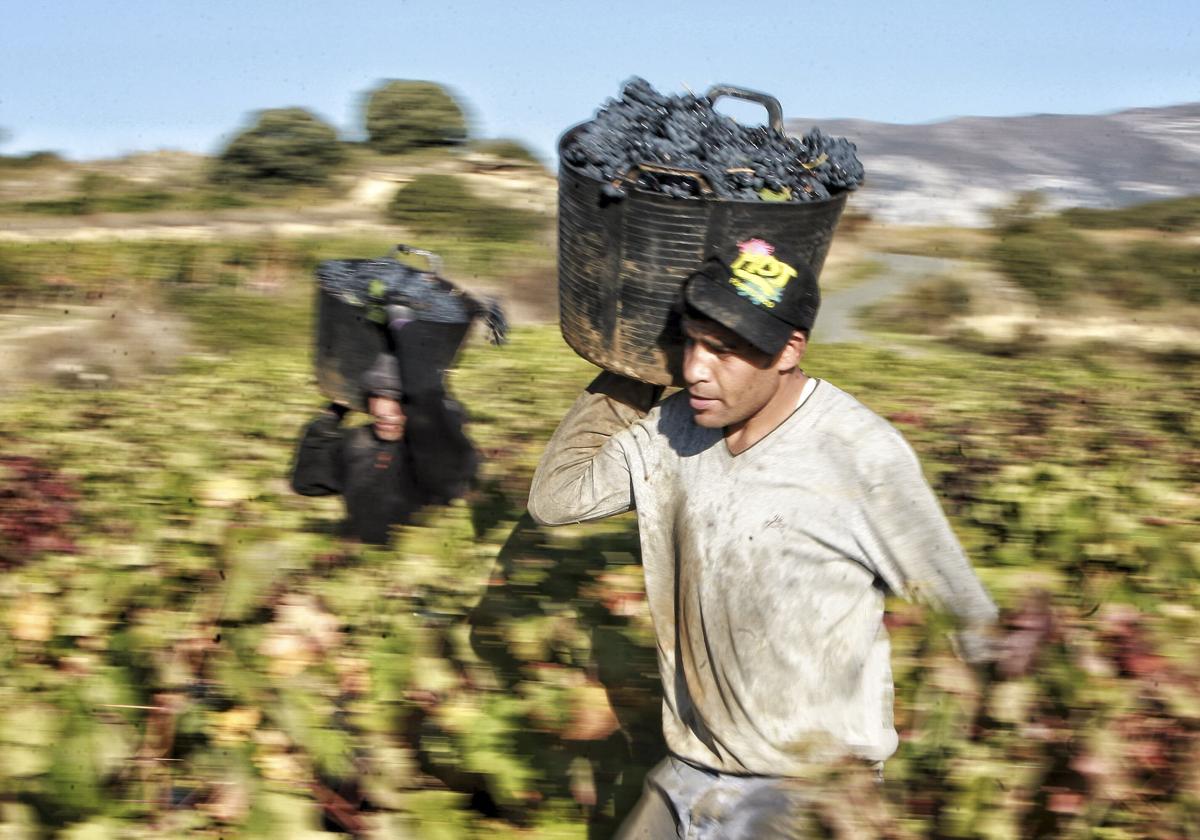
[528,376,997,775]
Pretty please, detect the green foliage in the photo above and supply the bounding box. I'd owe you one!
[13,173,173,216]
[0,248,33,295]
[365,80,468,154]
[213,107,345,188]
[386,173,546,242]
[1119,241,1200,303]
[0,169,250,216]
[988,227,1073,302]
[1,232,1198,837]
[1062,194,1200,233]
[39,691,107,824]
[860,274,972,334]
[988,195,1090,303]
[989,192,1200,306]
[0,233,543,313]
[0,150,64,170]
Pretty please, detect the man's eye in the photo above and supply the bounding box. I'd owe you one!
[683,334,731,356]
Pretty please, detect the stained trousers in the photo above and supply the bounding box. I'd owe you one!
[614,755,887,840]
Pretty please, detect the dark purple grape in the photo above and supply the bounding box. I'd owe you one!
[562,77,862,202]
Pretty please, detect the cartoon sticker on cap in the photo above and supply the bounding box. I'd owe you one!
[728,239,798,309]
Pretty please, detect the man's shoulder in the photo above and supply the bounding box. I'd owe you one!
[809,380,915,462]
[654,389,715,438]
[612,390,717,459]
[657,389,693,421]
[620,389,691,439]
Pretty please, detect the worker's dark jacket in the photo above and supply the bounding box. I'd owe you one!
[291,397,477,545]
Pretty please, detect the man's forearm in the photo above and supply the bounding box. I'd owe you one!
[527,372,659,526]
[859,438,999,662]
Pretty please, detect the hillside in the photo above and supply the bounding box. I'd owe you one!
[788,102,1200,226]
[7,101,1200,234]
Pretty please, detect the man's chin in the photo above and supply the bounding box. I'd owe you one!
[689,409,725,429]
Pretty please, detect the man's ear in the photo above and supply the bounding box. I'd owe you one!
[776,330,808,371]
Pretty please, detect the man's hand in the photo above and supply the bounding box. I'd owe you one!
[953,625,1000,667]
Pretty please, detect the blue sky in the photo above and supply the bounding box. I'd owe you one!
[1,0,1196,162]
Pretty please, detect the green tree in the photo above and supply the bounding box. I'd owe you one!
[213,107,344,188]
[364,80,468,153]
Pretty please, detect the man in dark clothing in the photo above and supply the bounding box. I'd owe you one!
[291,352,478,544]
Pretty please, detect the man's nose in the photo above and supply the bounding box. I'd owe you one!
[682,343,709,386]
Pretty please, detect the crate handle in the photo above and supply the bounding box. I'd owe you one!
[389,244,445,277]
[705,84,785,133]
[619,162,715,196]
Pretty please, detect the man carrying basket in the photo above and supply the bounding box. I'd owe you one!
[292,350,478,545]
[529,237,997,837]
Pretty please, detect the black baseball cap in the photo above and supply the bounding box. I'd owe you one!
[361,352,404,401]
[682,238,819,356]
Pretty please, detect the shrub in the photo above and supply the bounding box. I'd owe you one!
[364,80,468,154]
[988,225,1084,303]
[469,138,541,164]
[1062,195,1200,233]
[861,275,972,335]
[385,173,543,242]
[1070,238,1200,307]
[0,150,64,170]
[990,193,1200,307]
[213,107,345,188]
[989,195,1090,303]
[0,249,34,297]
[1125,241,1200,303]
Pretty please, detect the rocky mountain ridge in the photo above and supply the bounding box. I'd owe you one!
[788,102,1200,226]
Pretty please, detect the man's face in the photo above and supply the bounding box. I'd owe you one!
[368,395,405,441]
[681,316,798,430]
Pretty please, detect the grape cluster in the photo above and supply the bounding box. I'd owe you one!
[562,77,864,202]
[317,258,508,343]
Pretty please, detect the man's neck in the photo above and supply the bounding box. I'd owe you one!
[724,370,810,455]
